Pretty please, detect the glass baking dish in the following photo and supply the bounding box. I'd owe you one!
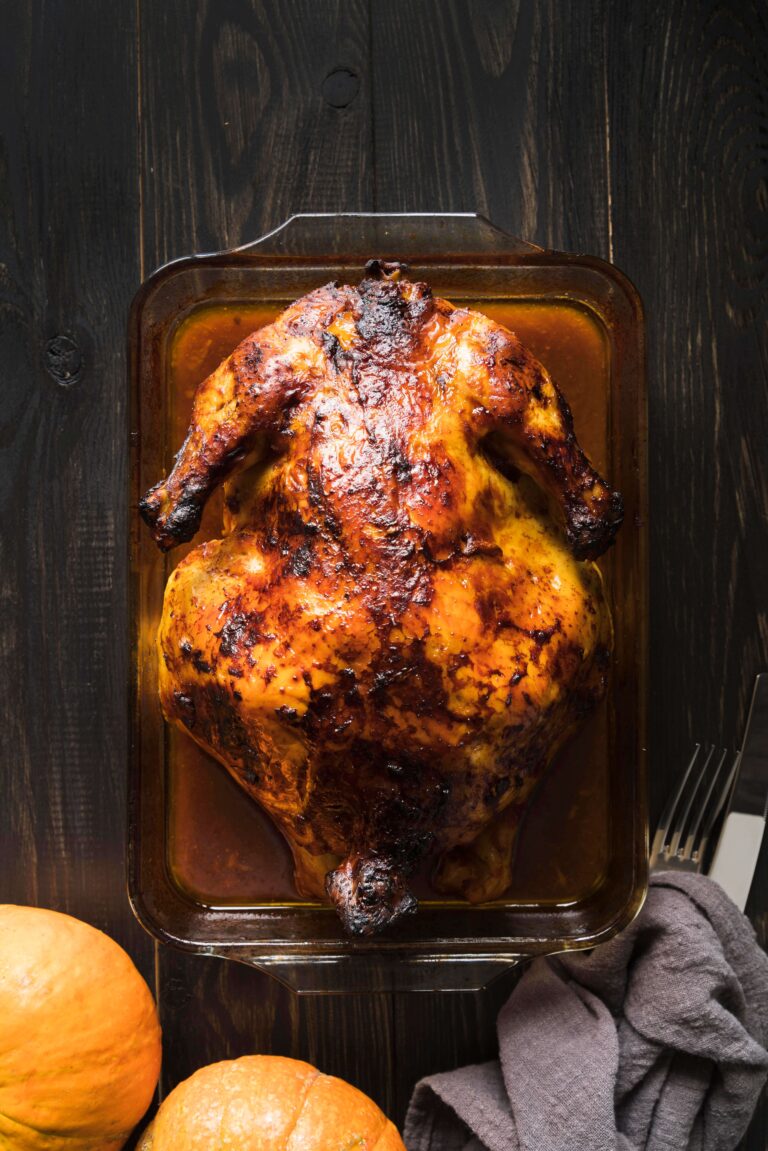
[128,213,647,993]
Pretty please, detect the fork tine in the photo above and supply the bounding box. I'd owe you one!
[681,745,732,865]
[670,745,715,856]
[685,748,728,852]
[650,744,702,864]
[696,748,739,861]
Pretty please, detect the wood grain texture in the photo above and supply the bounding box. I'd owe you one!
[391,967,520,1122]
[608,0,768,811]
[605,6,768,1142]
[140,0,372,265]
[154,949,397,1114]
[0,6,153,1138]
[371,0,613,255]
[0,0,152,974]
[137,0,396,1111]
[0,0,766,1146]
[370,0,617,1124]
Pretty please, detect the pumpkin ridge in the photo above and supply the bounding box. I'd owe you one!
[366,1113,388,1148]
[280,1064,322,1149]
[371,1122,401,1151]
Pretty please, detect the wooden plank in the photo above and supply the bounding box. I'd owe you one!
[370,0,618,1124]
[0,0,151,978]
[154,950,299,1083]
[391,968,520,1123]
[607,0,768,795]
[606,5,768,1144]
[137,0,395,1110]
[370,0,612,254]
[140,0,372,267]
[155,944,397,1113]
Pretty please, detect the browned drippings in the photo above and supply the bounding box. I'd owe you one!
[166,297,611,907]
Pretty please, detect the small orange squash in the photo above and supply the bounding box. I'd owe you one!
[138,1056,405,1151]
[0,905,161,1151]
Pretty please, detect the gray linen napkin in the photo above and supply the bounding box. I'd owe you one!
[405,872,768,1151]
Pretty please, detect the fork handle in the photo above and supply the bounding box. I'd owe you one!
[709,811,765,911]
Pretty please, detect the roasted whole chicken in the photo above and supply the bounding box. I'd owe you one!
[140,263,622,935]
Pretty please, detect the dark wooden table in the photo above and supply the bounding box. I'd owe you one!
[2,1,766,1146]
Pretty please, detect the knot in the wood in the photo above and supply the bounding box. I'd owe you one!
[321,67,360,109]
[45,334,82,386]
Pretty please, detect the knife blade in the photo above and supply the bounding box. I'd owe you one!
[709,673,768,911]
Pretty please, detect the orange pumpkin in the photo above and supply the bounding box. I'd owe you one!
[0,905,162,1151]
[138,1056,405,1151]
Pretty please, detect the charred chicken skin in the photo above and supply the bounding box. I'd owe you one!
[140,264,622,936]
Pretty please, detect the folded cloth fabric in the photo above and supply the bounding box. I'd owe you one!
[405,872,768,1151]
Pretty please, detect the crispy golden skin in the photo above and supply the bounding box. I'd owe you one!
[140,267,622,935]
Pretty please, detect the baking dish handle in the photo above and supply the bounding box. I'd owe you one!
[221,949,527,995]
[226,212,542,262]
